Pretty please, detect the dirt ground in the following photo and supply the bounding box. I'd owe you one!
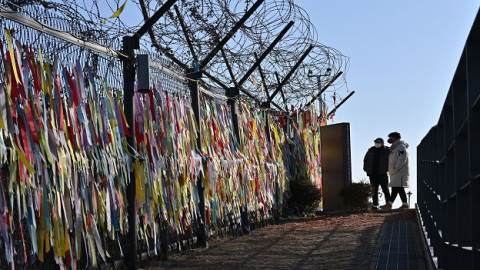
[146,210,416,270]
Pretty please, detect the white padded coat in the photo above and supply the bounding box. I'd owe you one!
[388,140,410,188]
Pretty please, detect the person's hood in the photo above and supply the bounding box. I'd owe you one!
[393,140,409,149]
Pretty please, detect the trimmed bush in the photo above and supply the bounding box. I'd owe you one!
[339,181,372,211]
[290,178,322,213]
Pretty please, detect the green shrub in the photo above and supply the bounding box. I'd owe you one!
[290,178,322,213]
[339,181,371,211]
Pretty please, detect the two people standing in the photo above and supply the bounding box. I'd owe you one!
[363,132,410,210]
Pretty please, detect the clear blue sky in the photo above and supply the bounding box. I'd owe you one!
[295,0,480,205]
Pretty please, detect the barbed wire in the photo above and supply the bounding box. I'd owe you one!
[1,0,351,110]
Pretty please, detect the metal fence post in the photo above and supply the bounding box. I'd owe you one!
[188,68,208,247]
[226,87,240,140]
[225,87,249,233]
[122,35,138,269]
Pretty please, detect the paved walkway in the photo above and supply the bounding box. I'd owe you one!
[146,210,427,270]
[371,218,427,270]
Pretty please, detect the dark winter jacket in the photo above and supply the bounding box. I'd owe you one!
[363,146,389,176]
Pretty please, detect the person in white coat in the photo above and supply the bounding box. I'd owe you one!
[381,132,410,210]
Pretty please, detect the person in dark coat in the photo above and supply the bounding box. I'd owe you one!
[363,138,390,210]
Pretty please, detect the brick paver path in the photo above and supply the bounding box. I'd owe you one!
[372,218,426,270]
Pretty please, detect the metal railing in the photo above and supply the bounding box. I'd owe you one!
[417,7,480,270]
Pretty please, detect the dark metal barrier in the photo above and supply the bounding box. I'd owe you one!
[417,8,480,270]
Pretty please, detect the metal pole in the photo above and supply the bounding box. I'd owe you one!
[174,4,199,62]
[304,71,343,108]
[138,0,163,53]
[200,0,264,68]
[203,71,230,89]
[316,76,323,117]
[226,87,241,141]
[122,35,138,269]
[188,69,208,247]
[254,52,270,101]
[327,91,355,117]
[225,86,249,233]
[260,103,272,146]
[274,72,289,112]
[254,55,284,112]
[221,48,239,88]
[238,21,294,86]
[135,0,178,38]
[134,2,188,71]
[269,45,314,100]
[121,1,176,265]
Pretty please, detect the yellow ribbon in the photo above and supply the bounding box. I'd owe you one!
[13,141,35,174]
[4,28,21,85]
[109,0,127,18]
